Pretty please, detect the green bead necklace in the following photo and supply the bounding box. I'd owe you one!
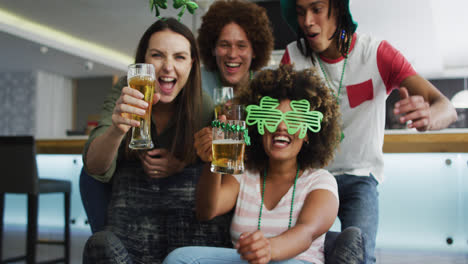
[258,164,300,230]
[317,36,353,141]
[317,35,353,104]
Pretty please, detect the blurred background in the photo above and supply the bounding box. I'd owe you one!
[0,0,467,263]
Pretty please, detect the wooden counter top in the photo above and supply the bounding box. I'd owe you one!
[36,138,88,154]
[35,132,468,154]
[383,132,468,153]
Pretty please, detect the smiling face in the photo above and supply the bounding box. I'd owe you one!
[145,29,193,104]
[213,22,254,88]
[296,0,340,59]
[262,99,308,163]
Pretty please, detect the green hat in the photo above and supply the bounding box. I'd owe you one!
[280,0,357,34]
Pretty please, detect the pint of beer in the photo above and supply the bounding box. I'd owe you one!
[211,120,246,174]
[128,63,155,149]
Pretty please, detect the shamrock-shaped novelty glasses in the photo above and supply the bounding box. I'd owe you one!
[246,96,323,139]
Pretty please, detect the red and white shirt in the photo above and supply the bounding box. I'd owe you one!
[281,33,417,182]
[231,169,338,264]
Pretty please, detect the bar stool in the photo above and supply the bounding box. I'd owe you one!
[0,136,71,264]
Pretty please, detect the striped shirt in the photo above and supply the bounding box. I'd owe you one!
[230,168,338,264]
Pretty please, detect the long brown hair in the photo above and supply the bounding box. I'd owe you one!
[125,17,203,164]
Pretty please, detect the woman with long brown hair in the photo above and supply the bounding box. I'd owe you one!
[82,18,231,263]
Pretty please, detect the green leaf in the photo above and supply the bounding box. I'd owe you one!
[173,0,184,9]
[156,0,167,8]
[186,2,198,13]
[156,7,160,17]
[177,5,186,20]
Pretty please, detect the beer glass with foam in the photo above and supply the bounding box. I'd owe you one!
[127,63,155,149]
[211,118,246,175]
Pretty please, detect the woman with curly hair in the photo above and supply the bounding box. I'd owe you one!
[197,0,274,96]
[163,65,364,264]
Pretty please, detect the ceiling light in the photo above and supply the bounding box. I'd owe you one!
[0,8,132,71]
[85,61,94,71]
[451,77,468,109]
[40,46,48,54]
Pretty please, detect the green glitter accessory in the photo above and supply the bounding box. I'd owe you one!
[211,120,251,146]
[149,0,198,21]
[245,96,323,139]
[258,164,299,230]
[149,0,167,19]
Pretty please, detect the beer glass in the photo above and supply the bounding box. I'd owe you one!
[224,104,245,120]
[213,87,234,119]
[211,120,246,175]
[127,63,155,149]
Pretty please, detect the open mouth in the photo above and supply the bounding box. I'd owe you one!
[225,62,241,68]
[272,135,291,147]
[224,62,241,73]
[158,76,176,94]
[307,33,319,38]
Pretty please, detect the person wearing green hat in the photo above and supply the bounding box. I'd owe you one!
[279,0,457,263]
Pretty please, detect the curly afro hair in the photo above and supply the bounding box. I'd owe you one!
[236,64,341,172]
[197,0,274,72]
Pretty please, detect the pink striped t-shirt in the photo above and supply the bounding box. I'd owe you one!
[231,168,339,264]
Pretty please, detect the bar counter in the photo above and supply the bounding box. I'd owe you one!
[383,130,468,153]
[36,137,88,154]
[36,130,468,154]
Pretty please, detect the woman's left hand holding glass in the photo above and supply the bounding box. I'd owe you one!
[194,115,228,162]
[193,127,213,162]
[235,231,272,264]
[138,148,186,178]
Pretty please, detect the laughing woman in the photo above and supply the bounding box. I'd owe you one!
[82,18,231,263]
[164,65,364,264]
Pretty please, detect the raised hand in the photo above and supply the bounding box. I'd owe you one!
[393,87,431,131]
[194,127,213,162]
[111,86,150,135]
[194,115,227,162]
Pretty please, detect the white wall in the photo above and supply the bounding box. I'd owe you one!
[35,71,73,138]
[350,0,468,78]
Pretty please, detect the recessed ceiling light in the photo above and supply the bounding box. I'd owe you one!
[85,61,94,71]
[40,46,48,54]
